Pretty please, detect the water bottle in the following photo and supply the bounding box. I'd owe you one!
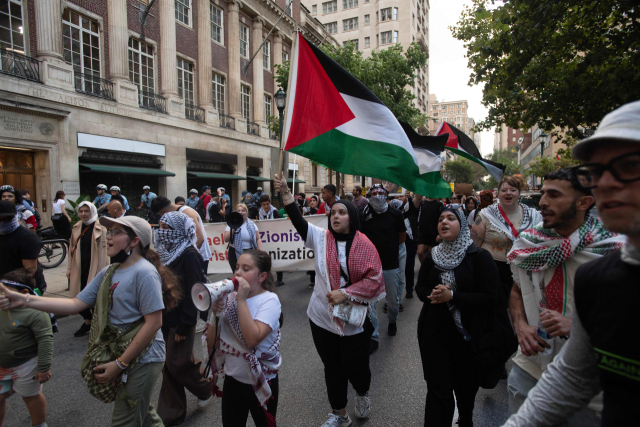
[536,319,554,356]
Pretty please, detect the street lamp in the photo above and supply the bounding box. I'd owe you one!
[537,131,548,189]
[274,88,287,191]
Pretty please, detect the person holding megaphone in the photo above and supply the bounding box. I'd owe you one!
[223,203,262,274]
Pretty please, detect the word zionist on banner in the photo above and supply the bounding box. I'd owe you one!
[203,215,328,274]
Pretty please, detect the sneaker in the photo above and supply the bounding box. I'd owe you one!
[196,317,207,334]
[354,393,370,418]
[383,303,388,313]
[388,322,397,336]
[197,395,213,409]
[308,282,315,289]
[406,291,414,299]
[321,411,352,427]
[369,339,379,355]
[276,281,285,287]
[73,322,91,337]
[399,303,404,312]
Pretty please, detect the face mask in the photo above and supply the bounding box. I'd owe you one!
[111,238,133,263]
[369,195,388,214]
[0,216,20,235]
[157,228,179,250]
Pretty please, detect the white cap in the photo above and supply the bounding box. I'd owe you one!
[99,216,152,247]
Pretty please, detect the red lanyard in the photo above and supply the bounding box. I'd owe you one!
[498,205,519,238]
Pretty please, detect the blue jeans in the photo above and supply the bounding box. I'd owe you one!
[370,268,400,341]
[396,243,407,303]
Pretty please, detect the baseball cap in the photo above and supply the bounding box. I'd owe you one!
[257,187,262,191]
[201,185,211,193]
[219,187,226,192]
[0,200,16,218]
[99,216,152,247]
[573,100,640,161]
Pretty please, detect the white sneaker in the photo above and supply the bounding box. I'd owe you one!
[196,317,207,334]
[354,393,370,418]
[320,411,352,427]
[197,395,213,409]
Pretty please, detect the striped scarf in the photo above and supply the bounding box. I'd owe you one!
[232,219,258,257]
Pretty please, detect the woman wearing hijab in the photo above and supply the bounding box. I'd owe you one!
[66,201,109,337]
[274,173,385,427]
[224,203,263,273]
[416,208,500,427]
[305,195,319,216]
[155,211,213,425]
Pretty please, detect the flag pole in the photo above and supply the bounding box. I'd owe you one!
[278,29,299,179]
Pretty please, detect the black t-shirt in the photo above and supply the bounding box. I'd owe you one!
[208,202,224,223]
[361,207,406,270]
[418,199,443,246]
[247,205,259,220]
[575,251,640,426]
[404,198,419,243]
[0,226,41,277]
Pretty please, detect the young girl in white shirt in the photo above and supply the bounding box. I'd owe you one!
[206,249,282,427]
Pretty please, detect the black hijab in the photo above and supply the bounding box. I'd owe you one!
[328,199,361,242]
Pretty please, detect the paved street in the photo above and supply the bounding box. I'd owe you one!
[4,258,511,426]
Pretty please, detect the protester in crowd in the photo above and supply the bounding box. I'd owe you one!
[471,175,542,304]
[224,203,262,273]
[416,208,500,427]
[275,172,384,426]
[66,201,109,338]
[305,195,319,216]
[0,268,53,427]
[207,196,227,223]
[174,196,185,207]
[199,186,212,216]
[317,185,337,215]
[467,190,493,225]
[21,190,41,227]
[1,186,38,231]
[361,184,406,353]
[343,194,354,203]
[109,187,129,211]
[253,187,265,202]
[218,187,231,204]
[51,190,71,239]
[352,186,368,209]
[506,168,624,425]
[185,189,199,209]
[503,100,640,427]
[154,212,212,424]
[416,195,444,262]
[243,193,259,220]
[0,216,182,427]
[151,196,211,276]
[258,195,285,287]
[93,184,111,214]
[462,196,477,220]
[386,198,407,312]
[397,191,419,299]
[206,250,283,427]
[107,195,127,219]
[138,186,157,223]
[297,193,308,210]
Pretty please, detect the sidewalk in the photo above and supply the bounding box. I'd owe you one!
[43,258,71,299]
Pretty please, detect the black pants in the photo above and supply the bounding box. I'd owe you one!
[309,319,371,410]
[495,260,514,308]
[405,240,418,294]
[221,374,279,427]
[276,271,283,282]
[228,247,238,273]
[421,336,479,427]
[79,260,93,321]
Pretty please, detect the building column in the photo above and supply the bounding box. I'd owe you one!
[35,0,74,90]
[252,17,265,129]
[197,0,213,109]
[272,30,283,90]
[159,0,184,115]
[227,0,242,119]
[107,0,139,106]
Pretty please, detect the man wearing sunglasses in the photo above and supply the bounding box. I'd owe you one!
[503,101,640,426]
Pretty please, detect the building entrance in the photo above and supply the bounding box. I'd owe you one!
[0,149,36,199]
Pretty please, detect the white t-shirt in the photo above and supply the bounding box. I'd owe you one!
[179,205,212,262]
[305,223,363,336]
[52,199,65,214]
[219,291,281,384]
[225,223,252,249]
[467,210,477,225]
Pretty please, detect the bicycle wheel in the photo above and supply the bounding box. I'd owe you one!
[39,242,67,269]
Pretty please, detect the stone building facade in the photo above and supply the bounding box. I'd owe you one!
[0,0,336,226]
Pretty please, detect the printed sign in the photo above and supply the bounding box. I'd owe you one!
[203,214,328,274]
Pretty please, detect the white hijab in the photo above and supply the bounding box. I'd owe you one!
[77,201,98,225]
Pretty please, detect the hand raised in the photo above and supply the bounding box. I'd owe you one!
[0,283,28,311]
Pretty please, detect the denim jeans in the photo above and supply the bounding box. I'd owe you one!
[396,243,407,304]
[370,268,400,341]
[507,365,601,427]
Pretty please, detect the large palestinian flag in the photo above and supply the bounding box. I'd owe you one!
[282,33,451,198]
[437,122,506,181]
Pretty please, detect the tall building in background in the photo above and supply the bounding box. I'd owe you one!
[428,97,475,141]
[493,124,525,151]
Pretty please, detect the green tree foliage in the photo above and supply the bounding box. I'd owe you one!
[451,0,640,140]
[524,156,558,180]
[485,147,522,188]
[443,158,475,183]
[274,42,428,128]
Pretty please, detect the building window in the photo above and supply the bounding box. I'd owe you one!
[342,0,357,10]
[128,38,155,95]
[364,37,370,48]
[263,40,271,70]
[62,9,101,76]
[381,8,392,21]
[177,58,194,103]
[285,1,292,16]
[325,22,337,34]
[343,39,358,50]
[322,1,337,14]
[512,137,516,142]
[239,24,249,58]
[380,31,392,45]
[312,164,318,187]
[210,3,223,44]
[0,0,24,53]
[283,51,289,62]
[394,7,398,20]
[457,110,461,114]
[364,14,370,26]
[241,85,251,120]
[376,34,378,46]
[512,129,517,134]
[312,5,317,15]
[264,94,272,118]
[175,0,191,26]
[212,73,225,113]
[342,17,358,32]
[393,31,398,43]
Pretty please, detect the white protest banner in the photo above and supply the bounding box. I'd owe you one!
[203,214,328,274]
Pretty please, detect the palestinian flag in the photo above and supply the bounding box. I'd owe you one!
[437,122,506,181]
[282,33,451,198]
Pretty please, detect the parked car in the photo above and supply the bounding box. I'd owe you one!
[520,191,541,210]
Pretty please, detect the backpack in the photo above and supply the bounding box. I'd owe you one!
[195,196,206,221]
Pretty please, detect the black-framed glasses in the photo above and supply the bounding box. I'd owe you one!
[573,150,640,189]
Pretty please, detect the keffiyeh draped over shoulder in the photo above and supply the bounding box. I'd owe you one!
[156,211,197,265]
[482,203,542,242]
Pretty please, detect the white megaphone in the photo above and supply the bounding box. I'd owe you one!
[192,278,239,311]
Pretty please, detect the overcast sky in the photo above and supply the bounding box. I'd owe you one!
[429,0,494,156]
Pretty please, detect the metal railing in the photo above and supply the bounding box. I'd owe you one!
[0,48,41,83]
[185,103,205,122]
[247,121,260,136]
[138,90,167,113]
[74,72,115,100]
[219,113,235,130]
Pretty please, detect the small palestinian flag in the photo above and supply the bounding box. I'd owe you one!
[437,122,506,181]
[283,33,451,198]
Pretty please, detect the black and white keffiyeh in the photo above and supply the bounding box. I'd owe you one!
[259,205,278,220]
[430,209,473,341]
[156,211,197,265]
[481,203,542,242]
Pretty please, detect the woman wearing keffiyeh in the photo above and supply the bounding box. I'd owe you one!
[274,172,385,426]
[416,208,501,427]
